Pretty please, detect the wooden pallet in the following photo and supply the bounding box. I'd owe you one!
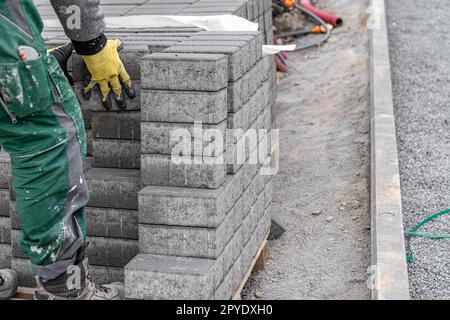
[232,231,270,300]
[12,287,35,300]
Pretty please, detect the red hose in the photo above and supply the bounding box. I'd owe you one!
[275,55,289,73]
[300,0,343,27]
[273,38,289,59]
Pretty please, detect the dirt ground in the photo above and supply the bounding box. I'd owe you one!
[243,0,371,300]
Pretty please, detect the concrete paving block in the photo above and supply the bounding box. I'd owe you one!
[72,45,149,81]
[82,110,92,130]
[164,45,245,82]
[239,208,270,279]
[86,129,93,157]
[198,31,263,61]
[141,121,226,157]
[241,64,261,109]
[264,101,273,130]
[86,168,141,210]
[254,169,267,198]
[92,111,141,140]
[227,76,245,113]
[0,217,11,244]
[87,236,138,268]
[11,229,25,259]
[215,255,242,300]
[251,82,267,119]
[9,201,19,230]
[0,244,11,269]
[212,228,240,290]
[138,184,230,228]
[75,81,142,112]
[240,198,260,245]
[262,55,273,82]
[258,15,264,32]
[141,154,226,189]
[141,52,228,91]
[93,139,141,169]
[225,169,245,208]
[190,33,258,67]
[83,156,94,173]
[178,9,237,16]
[227,99,253,132]
[128,3,191,15]
[125,254,215,300]
[264,177,273,209]
[147,40,182,53]
[266,24,274,45]
[11,258,34,287]
[139,207,234,259]
[141,88,227,124]
[177,40,251,75]
[270,83,277,108]
[11,231,134,279]
[214,262,234,300]
[254,0,262,17]
[89,264,124,285]
[85,207,138,240]
[233,195,244,232]
[248,59,264,98]
[0,152,11,189]
[264,8,274,41]
[242,161,259,191]
[0,189,10,217]
[247,0,255,21]
[239,239,253,292]
[11,256,125,289]
[226,122,262,175]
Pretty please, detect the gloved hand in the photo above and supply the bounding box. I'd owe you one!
[82,39,136,111]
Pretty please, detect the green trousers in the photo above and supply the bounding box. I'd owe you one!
[0,0,89,280]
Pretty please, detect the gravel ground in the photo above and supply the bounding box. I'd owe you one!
[243,0,371,300]
[387,0,450,300]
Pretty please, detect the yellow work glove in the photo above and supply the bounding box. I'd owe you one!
[82,39,135,110]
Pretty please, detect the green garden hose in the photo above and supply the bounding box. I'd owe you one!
[406,208,450,262]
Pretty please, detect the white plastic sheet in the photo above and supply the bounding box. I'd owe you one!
[262,44,297,56]
[44,14,295,54]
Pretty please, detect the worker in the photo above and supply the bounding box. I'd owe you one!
[0,0,134,300]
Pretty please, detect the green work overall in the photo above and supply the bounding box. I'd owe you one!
[0,0,88,280]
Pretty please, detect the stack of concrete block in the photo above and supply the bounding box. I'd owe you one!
[0,0,277,294]
[6,165,133,287]
[124,27,274,299]
[139,51,228,189]
[0,151,11,270]
[126,168,272,299]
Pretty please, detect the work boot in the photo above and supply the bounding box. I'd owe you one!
[0,269,18,299]
[34,258,124,300]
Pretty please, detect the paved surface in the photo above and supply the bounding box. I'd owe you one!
[243,0,371,300]
[387,0,450,300]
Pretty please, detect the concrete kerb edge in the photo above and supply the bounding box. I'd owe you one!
[370,0,410,300]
